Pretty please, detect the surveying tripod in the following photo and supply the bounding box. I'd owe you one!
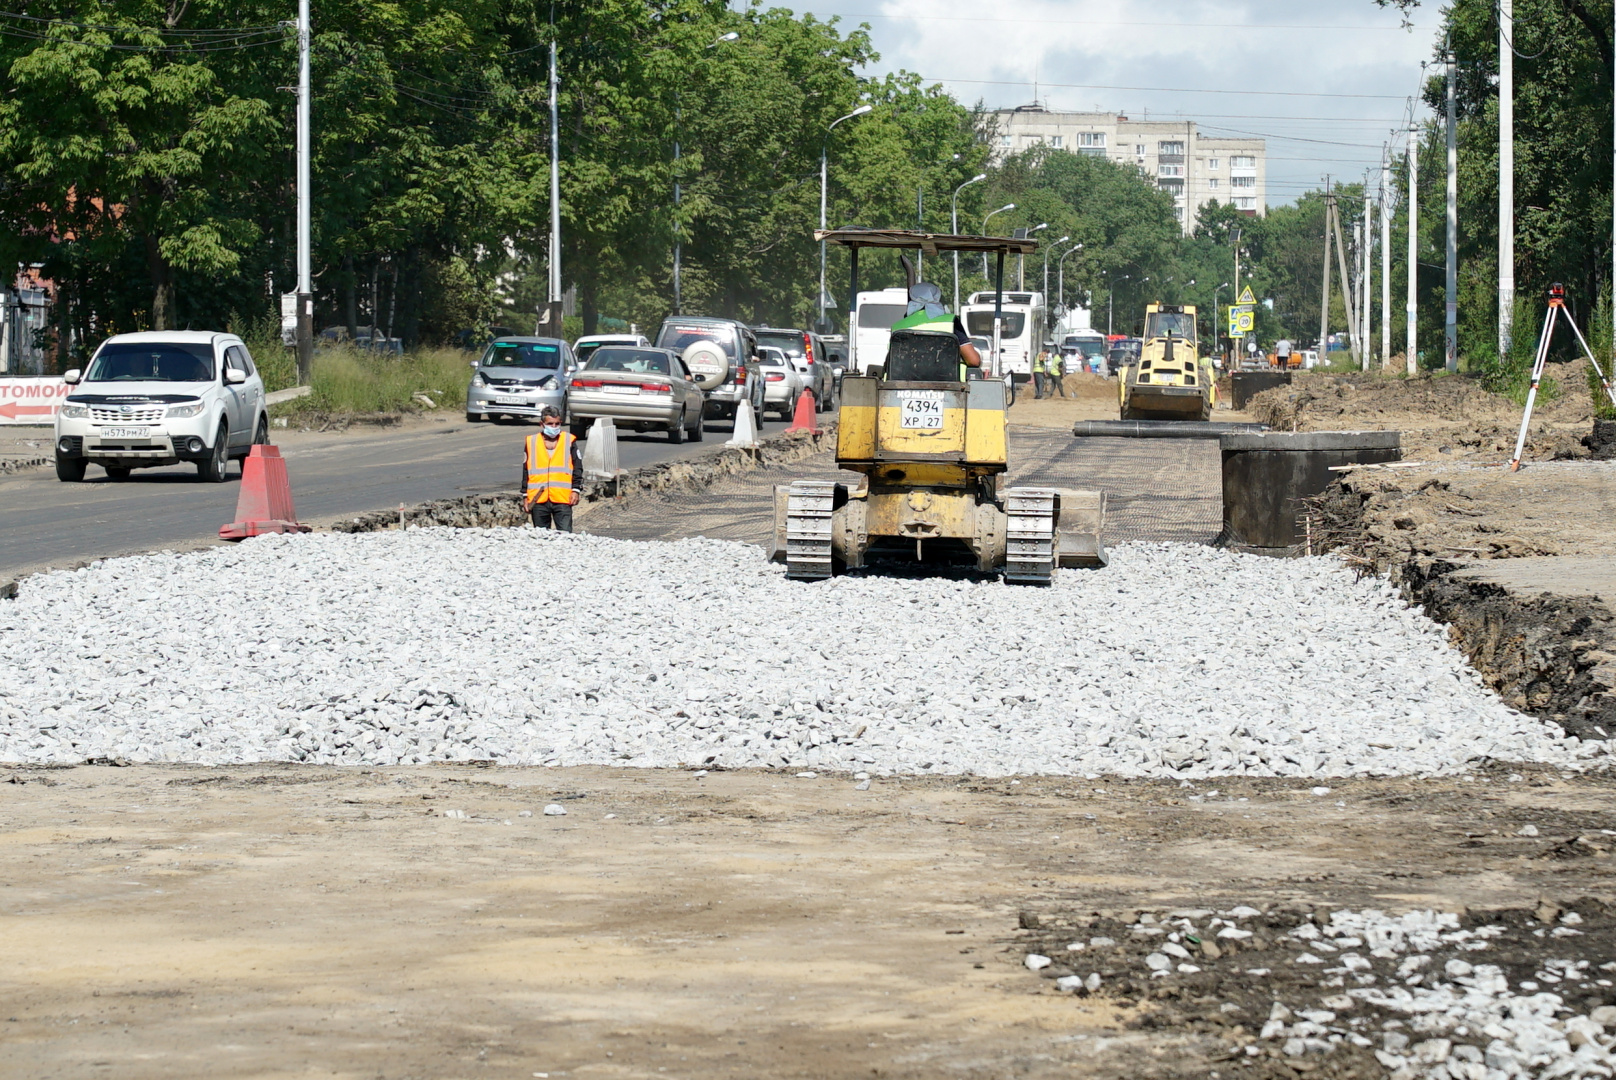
[1509,283,1616,471]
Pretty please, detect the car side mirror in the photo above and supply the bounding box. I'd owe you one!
[62,368,81,385]
[469,360,479,369]
[224,367,247,385]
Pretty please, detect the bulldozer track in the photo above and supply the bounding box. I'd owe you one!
[784,479,838,580]
[1002,487,1057,585]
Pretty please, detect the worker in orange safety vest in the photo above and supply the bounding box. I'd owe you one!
[521,405,583,531]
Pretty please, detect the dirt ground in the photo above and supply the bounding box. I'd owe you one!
[3,762,1613,1080]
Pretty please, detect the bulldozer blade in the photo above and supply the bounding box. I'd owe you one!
[1054,489,1108,568]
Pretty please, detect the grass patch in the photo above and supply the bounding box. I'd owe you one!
[274,347,472,416]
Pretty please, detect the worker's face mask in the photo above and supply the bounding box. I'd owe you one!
[542,424,561,437]
[906,281,947,319]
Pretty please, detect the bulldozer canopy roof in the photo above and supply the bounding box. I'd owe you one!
[814,228,1039,256]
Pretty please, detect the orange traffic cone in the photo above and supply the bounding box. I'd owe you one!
[788,389,820,434]
[219,445,311,540]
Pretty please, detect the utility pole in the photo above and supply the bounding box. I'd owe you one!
[1320,182,1333,358]
[672,106,682,315]
[294,0,312,384]
[1445,40,1458,372]
[1330,190,1356,360]
[1352,217,1363,368]
[1361,194,1372,370]
[1498,0,1514,361]
[1406,126,1419,376]
[1381,143,1391,368]
[547,40,564,333]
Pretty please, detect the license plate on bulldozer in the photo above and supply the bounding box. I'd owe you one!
[899,392,944,429]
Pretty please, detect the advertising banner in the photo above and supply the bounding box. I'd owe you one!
[0,377,70,424]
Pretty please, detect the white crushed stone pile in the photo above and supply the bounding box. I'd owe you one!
[0,530,1602,774]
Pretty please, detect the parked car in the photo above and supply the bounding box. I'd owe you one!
[573,332,650,369]
[465,337,575,424]
[653,316,764,428]
[754,326,833,410]
[758,347,805,419]
[54,331,268,483]
[567,346,706,442]
[820,334,848,387]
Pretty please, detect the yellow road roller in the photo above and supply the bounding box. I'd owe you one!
[768,228,1106,584]
[1118,302,1217,421]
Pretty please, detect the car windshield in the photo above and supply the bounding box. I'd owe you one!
[84,342,215,382]
[1145,312,1197,340]
[856,304,906,330]
[657,324,736,358]
[1075,340,1106,357]
[574,339,635,367]
[587,348,670,375]
[482,341,561,369]
[755,331,807,356]
[964,312,1027,338]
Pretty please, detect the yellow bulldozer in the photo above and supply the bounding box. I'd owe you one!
[1117,303,1217,421]
[768,228,1106,584]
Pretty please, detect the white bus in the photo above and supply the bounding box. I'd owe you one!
[960,290,1046,383]
[849,287,910,374]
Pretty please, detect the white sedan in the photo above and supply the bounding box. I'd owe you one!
[759,347,804,419]
[566,346,706,443]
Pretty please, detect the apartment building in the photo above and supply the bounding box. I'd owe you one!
[986,105,1266,235]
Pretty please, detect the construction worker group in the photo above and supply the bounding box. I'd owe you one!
[1034,344,1066,399]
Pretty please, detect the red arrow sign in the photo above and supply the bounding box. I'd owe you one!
[0,402,58,419]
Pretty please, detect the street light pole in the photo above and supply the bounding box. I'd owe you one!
[950,173,986,311]
[819,104,872,331]
[1058,243,1083,328]
[1020,222,1046,290]
[547,39,563,333]
[1108,273,1129,337]
[1212,281,1229,365]
[671,32,739,317]
[294,0,312,382]
[1042,235,1070,325]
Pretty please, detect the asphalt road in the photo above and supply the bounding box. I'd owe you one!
[1,408,805,580]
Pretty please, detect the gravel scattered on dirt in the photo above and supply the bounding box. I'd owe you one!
[1021,899,1616,1080]
[0,530,1602,775]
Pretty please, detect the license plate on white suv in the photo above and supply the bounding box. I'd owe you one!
[898,392,944,429]
[98,427,150,439]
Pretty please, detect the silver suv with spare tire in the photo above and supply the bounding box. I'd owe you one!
[654,316,765,429]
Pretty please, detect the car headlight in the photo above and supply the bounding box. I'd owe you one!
[474,371,489,386]
[59,404,87,419]
[539,375,556,390]
[166,402,205,418]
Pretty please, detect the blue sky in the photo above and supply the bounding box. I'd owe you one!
[770,0,1444,207]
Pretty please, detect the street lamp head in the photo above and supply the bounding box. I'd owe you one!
[970,172,986,183]
[1053,235,1070,246]
[1031,223,1048,233]
[850,103,873,118]
[711,31,739,44]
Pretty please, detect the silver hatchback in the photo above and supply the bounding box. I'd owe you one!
[465,337,575,423]
[566,346,706,443]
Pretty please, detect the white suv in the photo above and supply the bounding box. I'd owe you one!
[55,331,268,483]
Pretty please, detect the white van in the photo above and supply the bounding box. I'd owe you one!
[849,287,909,375]
[960,291,1046,383]
[54,331,267,483]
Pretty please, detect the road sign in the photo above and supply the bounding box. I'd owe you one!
[1236,285,1256,306]
[1228,306,1254,335]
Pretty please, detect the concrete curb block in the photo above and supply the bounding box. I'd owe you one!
[265,386,312,406]
[328,423,838,534]
[0,457,49,475]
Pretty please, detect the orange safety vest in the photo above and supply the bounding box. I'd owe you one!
[524,431,575,507]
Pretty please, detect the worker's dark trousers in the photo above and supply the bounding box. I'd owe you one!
[1033,372,1046,398]
[529,501,574,532]
[1052,374,1066,397]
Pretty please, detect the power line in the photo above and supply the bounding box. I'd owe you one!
[931,76,1410,100]
[823,11,1431,31]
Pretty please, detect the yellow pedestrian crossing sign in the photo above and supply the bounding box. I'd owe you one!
[1236,285,1256,306]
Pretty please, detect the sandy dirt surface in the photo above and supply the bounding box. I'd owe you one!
[1005,374,1257,430]
[2,762,1613,1080]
